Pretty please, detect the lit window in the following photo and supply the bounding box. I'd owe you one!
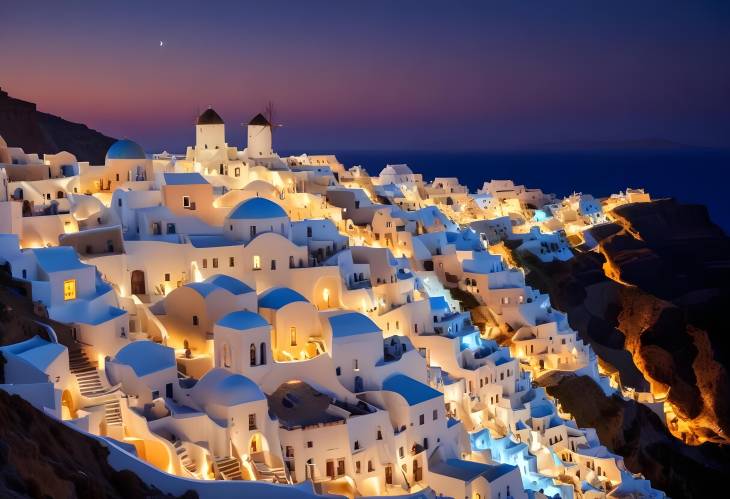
[253,255,261,270]
[63,279,76,301]
[290,326,297,346]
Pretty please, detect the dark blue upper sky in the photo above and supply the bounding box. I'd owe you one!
[2,0,729,152]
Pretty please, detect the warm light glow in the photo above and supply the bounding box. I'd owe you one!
[63,279,76,300]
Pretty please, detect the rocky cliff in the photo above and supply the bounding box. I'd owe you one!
[0,87,116,164]
[514,198,730,498]
[0,389,196,499]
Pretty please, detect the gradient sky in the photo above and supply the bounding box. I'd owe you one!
[2,0,730,153]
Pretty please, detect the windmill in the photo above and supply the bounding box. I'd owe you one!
[264,100,284,134]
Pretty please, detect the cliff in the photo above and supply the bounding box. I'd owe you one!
[512,198,730,498]
[0,87,116,164]
[0,389,196,499]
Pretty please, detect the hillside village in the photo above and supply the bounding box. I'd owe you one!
[0,108,663,499]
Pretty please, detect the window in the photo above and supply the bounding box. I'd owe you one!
[183,196,190,208]
[212,258,218,269]
[368,460,374,472]
[250,343,257,366]
[248,413,257,430]
[433,409,438,420]
[336,366,341,376]
[63,279,76,301]
[202,259,208,269]
[419,414,425,425]
[271,259,276,270]
[250,225,256,238]
[307,441,313,448]
[229,256,235,267]
[377,429,383,440]
[353,359,359,371]
[260,342,266,365]
[355,461,361,474]
[253,255,261,270]
[399,446,404,458]
[164,273,170,282]
[223,343,231,368]
[354,440,360,450]
[192,315,199,326]
[118,198,122,207]
[290,326,297,346]
[307,226,312,237]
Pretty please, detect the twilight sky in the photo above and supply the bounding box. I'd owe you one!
[2,0,729,153]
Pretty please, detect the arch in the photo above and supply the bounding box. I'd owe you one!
[131,270,146,295]
[249,343,257,366]
[61,389,76,419]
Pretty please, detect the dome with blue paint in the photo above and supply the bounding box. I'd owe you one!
[217,310,269,331]
[228,197,287,220]
[106,139,146,160]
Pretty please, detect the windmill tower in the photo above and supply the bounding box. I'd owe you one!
[246,101,281,158]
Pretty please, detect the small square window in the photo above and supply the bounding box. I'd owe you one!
[307,441,313,448]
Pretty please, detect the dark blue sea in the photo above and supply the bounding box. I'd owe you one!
[289,149,730,234]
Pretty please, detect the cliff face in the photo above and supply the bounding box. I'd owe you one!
[0,390,195,499]
[546,375,730,499]
[0,88,116,164]
[512,198,730,498]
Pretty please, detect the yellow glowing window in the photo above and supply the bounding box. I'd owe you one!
[253,255,261,270]
[63,279,76,301]
[290,326,297,346]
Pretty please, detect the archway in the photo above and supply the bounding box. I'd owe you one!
[61,389,76,419]
[131,270,146,295]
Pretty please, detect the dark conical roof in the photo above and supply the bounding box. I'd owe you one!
[248,113,271,126]
[197,108,224,125]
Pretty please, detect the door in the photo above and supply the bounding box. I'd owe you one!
[354,376,363,392]
[326,460,335,479]
[131,270,146,295]
[165,383,173,398]
[385,465,393,485]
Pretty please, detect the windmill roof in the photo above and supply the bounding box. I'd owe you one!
[249,113,271,126]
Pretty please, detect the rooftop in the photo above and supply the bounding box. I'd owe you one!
[106,139,146,160]
[163,172,209,185]
[217,310,269,331]
[114,341,175,377]
[228,197,287,220]
[382,374,442,406]
[328,312,381,339]
[197,107,224,125]
[258,287,308,310]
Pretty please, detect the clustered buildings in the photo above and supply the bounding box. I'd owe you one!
[0,110,660,499]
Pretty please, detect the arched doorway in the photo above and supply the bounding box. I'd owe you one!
[131,270,146,295]
[61,389,75,419]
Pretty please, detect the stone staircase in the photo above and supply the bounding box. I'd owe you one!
[173,440,199,477]
[103,399,123,427]
[215,456,242,480]
[69,349,122,428]
[69,349,104,396]
[253,457,288,484]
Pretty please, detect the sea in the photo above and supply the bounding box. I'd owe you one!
[284,149,730,234]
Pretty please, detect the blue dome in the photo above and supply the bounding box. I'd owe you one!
[106,139,146,160]
[228,197,287,220]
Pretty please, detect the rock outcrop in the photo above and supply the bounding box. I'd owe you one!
[0,87,116,164]
[0,389,196,499]
[512,198,730,498]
